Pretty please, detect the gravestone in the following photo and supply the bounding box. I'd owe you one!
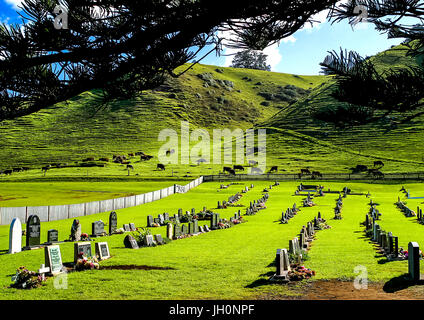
[178,208,183,215]
[47,229,59,243]
[147,215,154,227]
[408,242,420,282]
[123,224,130,232]
[109,211,118,234]
[173,224,181,239]
[191,208,196,215]
[276,248,291,275]
[144,234,155,246]
[44,245,63,275]
[164,212,170,221]
[9,218,22,254]
[193,219,199,234]
[124,234,139,249]
[167,223,173,239]
[154,218,160,225]
[199,226,204,233]
[158,214,165,225]
[26,215,41,247]
[154,234,164,245]
[92,221,105,237]
[188,222,194,235]
[129,223,136,232]
[70,219,82,241]
[95,242,111,260]
[74,242,92,262]
[204,225,210,232]
[181,224,188,235]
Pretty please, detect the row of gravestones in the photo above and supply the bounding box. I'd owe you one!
[271,215,327,282]
[396,197,416,217]
[416,206,424,225]
[302,192,316,207]
[27,241,112,282]
[147,207,212,228]
[9,211,123,254]
[262,181,279,193]
[368,199,381,221]
[333,195,343,220]
[280,203,300,224]
[245,193,269,216]
[366,216,422,282]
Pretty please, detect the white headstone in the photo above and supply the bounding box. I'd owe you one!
[9,218,22,254]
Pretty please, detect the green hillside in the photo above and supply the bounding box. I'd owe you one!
[260,43,424,173]
[0,42,423,178]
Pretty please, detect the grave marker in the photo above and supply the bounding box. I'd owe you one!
[154,234,164,245]
[26,215,41,248]
[74,242,92,262]
[9,218,22,254]
[408,242,420,282]
[47,229,59,243]
[92,221,105,237]
[95,242,111,260]
[109,211,118,234]
[44,245,63,275]
[124,234,139,249]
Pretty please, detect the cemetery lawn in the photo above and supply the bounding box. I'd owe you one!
[0,180,190,207]
[1,180,424,299]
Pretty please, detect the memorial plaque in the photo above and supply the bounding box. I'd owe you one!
[47,229,59,243]
[95,242,111,260]
[92,221,105,236]
[26,215,41,247]
[45,245,63,275]
[109,211,118,234]
[74,242,92,262]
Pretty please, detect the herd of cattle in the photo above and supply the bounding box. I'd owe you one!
[0,152,385,179]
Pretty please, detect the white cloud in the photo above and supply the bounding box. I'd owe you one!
[4,0,23,10]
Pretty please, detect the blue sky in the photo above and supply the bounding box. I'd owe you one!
[1,0,405,75]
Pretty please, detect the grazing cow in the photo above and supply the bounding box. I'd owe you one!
[301,168,311,175]
[99,158,110,162]
[269,166,278,173]
[312,171,322,178]
[135,151,145,156]
[12,167,23,172]
[126,164,134,170]
[157,163,165,171]
[128,153,135,157]
[227,168,236,175]
[140,154,154,161]
[374,161,384,168]
[4,169,12,175]
[233,165,245,171]
[83,157,95,162]
[223,167,233,174]
[352,164,368,173]
[41,166,50,174]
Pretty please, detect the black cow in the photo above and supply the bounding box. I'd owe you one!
[269,166,278,173]
[301,168,311,175]
[233,165,245,171]
[4,169,12,175]
[374,161,384,168]
[126,164,134,170]
[223,167,233,174]
[157,163,165,171]
[312,171,322,178]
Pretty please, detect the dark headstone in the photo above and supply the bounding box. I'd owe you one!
[74,242,92,262]
[123,224,130,232]
[26,215,40,247]
[129,223,136,232]
[147,215,154,227]
[154,234,164,245]
[408,242,420,282]
[47,229,58,243]
[109,211,118,234]
[124,235,139,249]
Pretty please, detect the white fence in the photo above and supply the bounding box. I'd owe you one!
[0,176,204,225]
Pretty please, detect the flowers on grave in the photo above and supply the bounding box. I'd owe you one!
[131,227,152,246]
[10,266,46,289]
[288,264,316,281]
[316,222,331,230]
[75,253,100,271]
[80,233,92,241]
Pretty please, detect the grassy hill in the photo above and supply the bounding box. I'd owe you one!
[0,42,423,179]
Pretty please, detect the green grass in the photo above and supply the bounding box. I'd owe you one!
[1,180,424,299]
[0,181,189,207]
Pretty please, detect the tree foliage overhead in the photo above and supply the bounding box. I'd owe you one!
[230,50,271,71]
[319,0,424,126]
[0,0,339,120]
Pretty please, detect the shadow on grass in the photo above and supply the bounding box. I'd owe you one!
[0,249,9,256]
[383,274,424,293]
